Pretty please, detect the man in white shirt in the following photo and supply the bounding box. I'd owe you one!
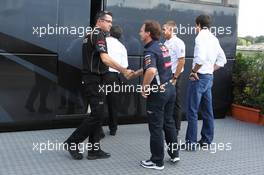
[162,20,185,133]
[183,15,227,150]
[103,25,128,136]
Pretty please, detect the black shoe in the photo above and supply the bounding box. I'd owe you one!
[64,142,83,160]
[109,130,116,136]
[87,150,111,160]
[25,105,35,112]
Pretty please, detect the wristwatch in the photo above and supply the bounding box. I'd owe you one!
[191,69,197,73]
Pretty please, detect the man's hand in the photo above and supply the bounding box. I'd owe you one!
[141,85,150,98]
[171,78,177,86]
[126,71,137,80]
[189,72,199,81]
[126,69,143,80]
[122,69,134,80]
[214,64,221,72]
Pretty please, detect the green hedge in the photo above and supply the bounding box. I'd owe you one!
[233,52,264,113]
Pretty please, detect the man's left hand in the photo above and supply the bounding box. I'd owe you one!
[189,72,199,81]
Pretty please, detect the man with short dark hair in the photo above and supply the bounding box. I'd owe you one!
[138,20,180,170]
[162,20,186,133]
[183,14,227,150]
[104,25,128,136]
[64,11,133,160]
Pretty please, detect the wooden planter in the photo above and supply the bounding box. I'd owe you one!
[231,104,260,124]
[259,114,264,125]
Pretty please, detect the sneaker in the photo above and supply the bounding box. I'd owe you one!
[63,142,83,160]
[170,156,180,163]
[87,150,111,160]
[140,160,164,170]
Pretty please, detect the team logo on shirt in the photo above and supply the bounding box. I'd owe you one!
[97,40,106,45]
[99,46,106,52]
[160,44,172,69]
[144,55,152,66]
[164,61,172,68]
[160,45,170,58]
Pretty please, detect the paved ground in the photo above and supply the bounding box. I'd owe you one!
[0,117,264,175]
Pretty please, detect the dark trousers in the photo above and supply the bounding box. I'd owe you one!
[65,74,105,150]
[103,72,120,132]
[147,83,178,166]
[173,74,184,131]
[185,74,214,144]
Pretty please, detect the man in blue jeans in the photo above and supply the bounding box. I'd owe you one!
[183,14,227,150]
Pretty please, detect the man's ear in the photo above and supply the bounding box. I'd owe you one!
[169,27,174,33]
[146,31,151,37]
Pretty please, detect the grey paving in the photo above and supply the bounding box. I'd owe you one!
[0,117,264,175]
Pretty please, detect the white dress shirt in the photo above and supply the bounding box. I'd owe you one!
[106,37,128,72]
[193,29,227,74]
[164,36,185,73]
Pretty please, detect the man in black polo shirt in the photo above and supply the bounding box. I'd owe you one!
[137,20,180,170]
[64,11,133,160]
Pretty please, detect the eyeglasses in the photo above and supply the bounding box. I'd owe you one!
[100,18,112,23]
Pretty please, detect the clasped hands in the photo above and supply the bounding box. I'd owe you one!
[122,69,141,80]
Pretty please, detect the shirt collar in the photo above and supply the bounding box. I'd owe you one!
[167,35,177,42]
[144,40,156,48]
[200,28,210,33]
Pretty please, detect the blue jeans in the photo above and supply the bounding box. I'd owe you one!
[146,83,178,166]
[185,74,214,144]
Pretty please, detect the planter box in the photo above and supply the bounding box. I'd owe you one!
[231,104,260,124]
[259,114,264,125]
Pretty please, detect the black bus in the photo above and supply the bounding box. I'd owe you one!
[0,0,239,131]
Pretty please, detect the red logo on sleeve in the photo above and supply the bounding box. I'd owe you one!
[164,61,172,68]
[97,40,105,45]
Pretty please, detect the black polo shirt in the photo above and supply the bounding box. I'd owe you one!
[143,40,173,85]
[82,27,109,75]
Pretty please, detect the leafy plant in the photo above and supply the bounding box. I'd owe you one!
[232,52,264,113]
